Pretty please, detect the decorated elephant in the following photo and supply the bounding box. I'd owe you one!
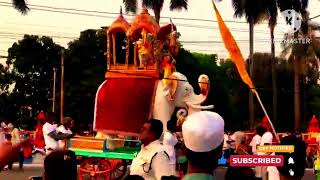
[152,71,213,131]
[93,68,212,134]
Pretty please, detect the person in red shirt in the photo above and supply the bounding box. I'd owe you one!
[260,116,272,132]
[34,112,46,154]
[307,115,320,133]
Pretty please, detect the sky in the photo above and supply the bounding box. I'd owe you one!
[1,0,320,65]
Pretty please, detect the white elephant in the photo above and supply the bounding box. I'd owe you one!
[93,71,212,135]
[152,72,213,131]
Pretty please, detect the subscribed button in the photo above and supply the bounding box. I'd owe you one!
[230,155,284,167]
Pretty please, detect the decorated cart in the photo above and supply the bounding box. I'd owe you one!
[67,7,211,179]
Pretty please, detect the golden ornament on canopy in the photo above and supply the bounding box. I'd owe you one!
[108,7,130,34]
[127,8,160,41]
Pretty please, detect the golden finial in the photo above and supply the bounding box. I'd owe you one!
[141,8,149,15]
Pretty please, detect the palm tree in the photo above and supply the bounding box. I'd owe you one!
[266,0,278,125]
[123,0,188,24]
[11,0,29,14]
[232,0,269,128]
[278,0,310,129]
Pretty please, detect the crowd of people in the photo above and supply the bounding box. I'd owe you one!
[0,110,319,180]
[0,112,74,171]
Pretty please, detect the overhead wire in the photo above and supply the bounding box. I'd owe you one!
[1,1,319,24]
[0,1,253,24]
[1,1,310,57]
[0,1,318,35]
[0,2,290,40]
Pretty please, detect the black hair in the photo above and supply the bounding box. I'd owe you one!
[146,119,163,140]
[161,176,180,180]
[46,112,58,123]
[5,134,12,140]
[276,135,307,178]
[124,175,145,180]
[225,166,255,180]
[186,143,223,170]
[39,119,45,124]
[167,120,177,133]
[256,126,266,137]
[44,150,77,180]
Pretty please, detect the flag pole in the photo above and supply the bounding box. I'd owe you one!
[212,1,279,143]
[254,90,280,143]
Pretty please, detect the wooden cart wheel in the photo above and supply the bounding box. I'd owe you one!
[78,158,112,180]
[109,159,127,180]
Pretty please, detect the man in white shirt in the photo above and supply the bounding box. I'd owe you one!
[182,111,225,180]
[1,121,13,130]
[163,131,178,173]
[43,112,73,155]
[163,120,178,174]
[130,119,175,180]
[250,126,266,179]
[56,117,73,149]
[250,126,266,154]
[259,130,280,180]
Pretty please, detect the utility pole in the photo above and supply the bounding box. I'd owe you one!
[60,49,64,124]
[52,68,57,112]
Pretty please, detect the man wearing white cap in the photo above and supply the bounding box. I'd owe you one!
[182,111,225,180]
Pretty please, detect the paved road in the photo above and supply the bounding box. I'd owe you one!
[0,165,43,180]
[0,165,316,180]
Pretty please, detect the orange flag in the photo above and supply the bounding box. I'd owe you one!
[212,2,255,92]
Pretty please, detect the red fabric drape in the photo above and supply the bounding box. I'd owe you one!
[34,124,45,149]
[308,116,320,133]
[34,112,45,149]
[94,78,157,134]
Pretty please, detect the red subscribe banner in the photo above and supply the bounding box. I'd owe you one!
[230,155,284,167]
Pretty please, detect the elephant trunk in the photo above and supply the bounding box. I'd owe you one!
[184,75,212,115]
[153,81,175,132]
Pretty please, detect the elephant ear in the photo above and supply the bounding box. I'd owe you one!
[165,74,178,100]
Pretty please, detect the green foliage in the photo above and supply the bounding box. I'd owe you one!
[232,0,269,24]
[5,35,62,118]
[0,63,13,94]
[176,49,249,131]
[63,29,107,124]
[123,0,188,22]
[1,32,320,132]
[176,50,320,131]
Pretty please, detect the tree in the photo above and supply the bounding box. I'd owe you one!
[0,63,13,94]
[249,52,319,131]
[11,0,29,14]
[278,0,311,129]
[123,0,188,23]
[6,35,62,119]
[266,0,278,125]
[63,29,107,125]
[232,0,270,128]
[175,49,250,130]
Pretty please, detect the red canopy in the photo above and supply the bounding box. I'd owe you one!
[93,77,158,135]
